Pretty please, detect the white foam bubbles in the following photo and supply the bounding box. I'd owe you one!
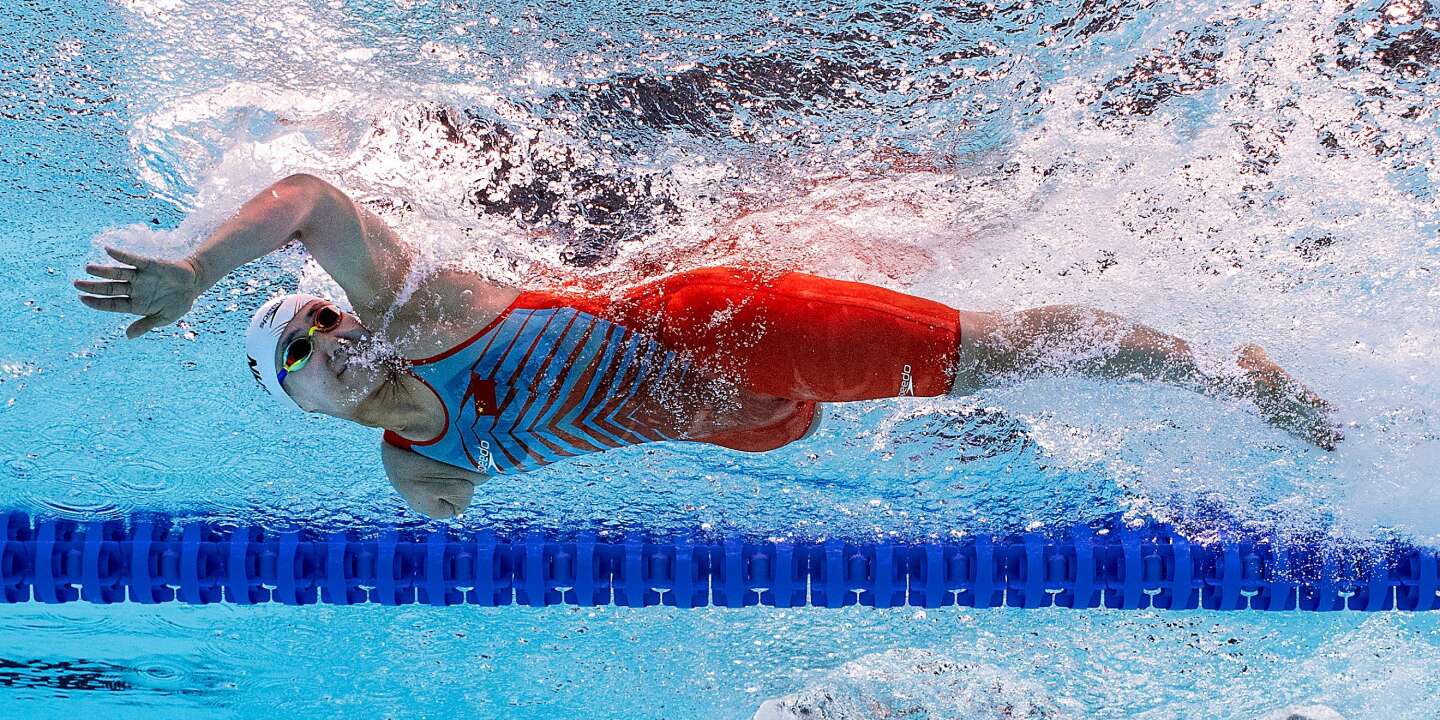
[752,648,1068,720]
[106,0,1440,543]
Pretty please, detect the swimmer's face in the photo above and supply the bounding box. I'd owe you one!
[274,300,388,418]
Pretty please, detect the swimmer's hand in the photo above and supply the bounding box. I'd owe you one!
[1230,343,1344,451]
[74,246,202,339]
[381,440,487,520]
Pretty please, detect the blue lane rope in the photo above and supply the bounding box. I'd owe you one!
[0,511,1435,610]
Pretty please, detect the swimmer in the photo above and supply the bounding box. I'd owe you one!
[74,174,1342,519]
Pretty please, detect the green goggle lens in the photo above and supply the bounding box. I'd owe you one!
[278,304,343,381]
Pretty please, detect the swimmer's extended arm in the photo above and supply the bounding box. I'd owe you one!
[380,440,488,520]
[76,173,410,336]
[189,173,411,322]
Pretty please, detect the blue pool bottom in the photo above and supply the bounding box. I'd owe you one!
[1,511,1435,611]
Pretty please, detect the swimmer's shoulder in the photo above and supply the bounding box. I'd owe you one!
[383,270,522,359]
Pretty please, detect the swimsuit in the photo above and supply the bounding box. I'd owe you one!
[382,266,963,474]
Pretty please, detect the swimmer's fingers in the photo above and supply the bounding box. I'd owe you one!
[73,279,131,297]
[84,263,135,281]
[78,293,135,314]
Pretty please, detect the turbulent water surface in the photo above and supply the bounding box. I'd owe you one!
[1,0,1439,717]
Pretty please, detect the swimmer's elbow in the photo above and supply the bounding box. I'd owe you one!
[275,172,331,193]
[268,173,340,242]
[275,171,351,212]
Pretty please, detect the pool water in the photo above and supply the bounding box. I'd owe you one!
[2,0,1438,717]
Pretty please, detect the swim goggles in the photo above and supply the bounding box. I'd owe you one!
[276,303,343,385]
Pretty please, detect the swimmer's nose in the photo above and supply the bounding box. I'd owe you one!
[311,329,354,372]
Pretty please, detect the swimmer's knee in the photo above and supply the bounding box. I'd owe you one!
[951,309,1005,395]
[950,305,1101,393]
[1017,304,1117,331]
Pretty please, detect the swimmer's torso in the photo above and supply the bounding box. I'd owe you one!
[381,287,816,475]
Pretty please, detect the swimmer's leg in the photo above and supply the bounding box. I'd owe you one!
[950,306,1342,449]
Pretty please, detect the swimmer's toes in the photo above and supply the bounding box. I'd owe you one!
[1312,422,1343,451]
[1292,401,1342,450]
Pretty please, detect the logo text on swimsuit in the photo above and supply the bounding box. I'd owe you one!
[899,364,914,397]
[476,439,498,473]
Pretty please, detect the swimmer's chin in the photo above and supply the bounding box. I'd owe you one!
[340,366,387,397]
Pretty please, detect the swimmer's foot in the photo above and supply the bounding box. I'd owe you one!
[1232,343,1343,450]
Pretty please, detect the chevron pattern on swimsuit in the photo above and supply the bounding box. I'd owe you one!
[409,306,693,474]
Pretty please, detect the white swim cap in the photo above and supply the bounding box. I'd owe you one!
[245,293,325,412]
